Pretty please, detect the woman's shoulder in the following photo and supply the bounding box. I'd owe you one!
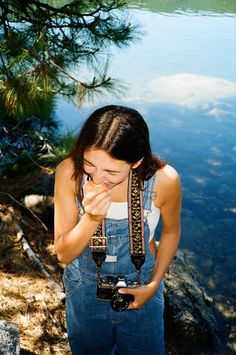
[154,164,181,206]
[55,157,75,184]
[55,158,77,196]
[56,157,74,175]
[156,164,180,183]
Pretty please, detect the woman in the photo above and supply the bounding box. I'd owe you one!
[54,105,181,355]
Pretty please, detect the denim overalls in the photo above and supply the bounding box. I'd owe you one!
[63,175,164,355]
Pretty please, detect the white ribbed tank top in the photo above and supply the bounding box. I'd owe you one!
[106,201,160,242]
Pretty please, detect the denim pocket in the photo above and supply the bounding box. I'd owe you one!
[63,264,82,298]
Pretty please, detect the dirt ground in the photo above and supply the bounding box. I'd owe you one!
[0,170,71,354]
[0,200,71,354]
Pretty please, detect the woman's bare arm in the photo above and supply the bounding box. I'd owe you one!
[120,165,182,309]
[54,158,110,264]
[149,165,182,288]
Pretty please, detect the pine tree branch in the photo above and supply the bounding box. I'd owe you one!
[48,58,78,83]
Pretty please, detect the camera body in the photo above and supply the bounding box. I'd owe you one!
[97,276,137,312]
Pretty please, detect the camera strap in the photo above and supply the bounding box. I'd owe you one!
[89,170,145,285]
[128,170,145,282]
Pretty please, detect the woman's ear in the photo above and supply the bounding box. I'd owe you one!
[132,157,144,169]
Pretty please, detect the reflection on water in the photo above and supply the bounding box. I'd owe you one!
[146,101,236,303]
[122,73,236,109]
[56,1,236,350]
[128,0,236,16]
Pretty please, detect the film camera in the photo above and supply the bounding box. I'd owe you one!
[97,276,137,312]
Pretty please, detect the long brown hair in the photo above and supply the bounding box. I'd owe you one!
[69,105,166,202]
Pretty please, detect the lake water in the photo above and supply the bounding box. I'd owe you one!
[56,0,236,349]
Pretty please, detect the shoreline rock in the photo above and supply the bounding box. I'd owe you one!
[0,320,20,355]
[164,250,223,354]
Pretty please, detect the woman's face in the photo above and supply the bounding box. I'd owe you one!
[83,149,133,189]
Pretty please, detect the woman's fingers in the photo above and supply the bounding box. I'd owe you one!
[84,192,111,215]
[82,186,111,221]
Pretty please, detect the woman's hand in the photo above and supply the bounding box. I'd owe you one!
[82,181,111,222]
[118,282,158,310]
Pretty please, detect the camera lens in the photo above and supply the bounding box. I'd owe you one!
[111,292,130,312]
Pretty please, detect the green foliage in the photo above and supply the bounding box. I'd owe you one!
[1,150,40,177]
[40,131,77,167]
[0,0,140,175]
[0,0,140,115]
[0,94,58,176]
[0,130,77,177]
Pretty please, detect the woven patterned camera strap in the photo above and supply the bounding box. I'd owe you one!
[90,220,106,249]
[90,170,145,273]
[128,170,145,256]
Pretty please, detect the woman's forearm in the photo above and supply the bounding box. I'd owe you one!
[148,231,181,290]
[55,213,101,264]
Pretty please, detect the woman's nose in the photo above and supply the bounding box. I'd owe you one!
[91,169,104,184]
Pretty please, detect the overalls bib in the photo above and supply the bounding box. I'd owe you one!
[63,174,164,355]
